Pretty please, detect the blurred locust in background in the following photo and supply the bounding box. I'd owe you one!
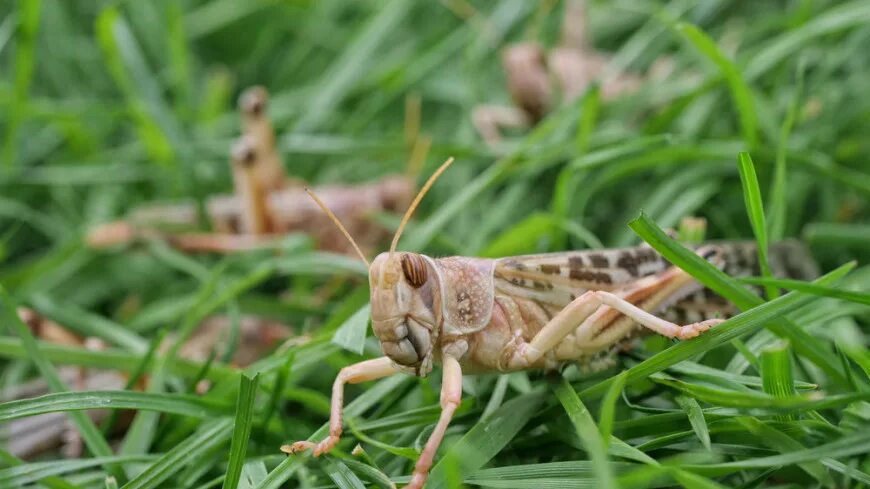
[283,159,818,489]
[472,0,673,146]
[87,87,422,256]
[3,307,293,459]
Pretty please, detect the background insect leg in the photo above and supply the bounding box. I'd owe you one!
[471,104,530,146]
[231,137,272,235]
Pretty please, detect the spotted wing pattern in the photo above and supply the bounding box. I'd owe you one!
[493,245,671,308]
[493,240,817,314]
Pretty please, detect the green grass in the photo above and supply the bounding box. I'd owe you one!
[1,1,869,488]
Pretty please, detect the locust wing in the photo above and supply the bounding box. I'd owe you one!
[493,240,817,313]
[493,245,672,308]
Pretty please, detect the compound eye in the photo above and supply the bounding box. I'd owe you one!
[401,253,428,288]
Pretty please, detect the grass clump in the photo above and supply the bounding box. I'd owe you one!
[1,1,868,488]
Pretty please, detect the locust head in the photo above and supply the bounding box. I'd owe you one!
[305,157,455,377]
[369,252,442,376]
[502,42,551,122]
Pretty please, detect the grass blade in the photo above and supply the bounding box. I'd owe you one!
[760,340,797,421]
[626,212,853,386]
[324,460,366,489]
[736,417,830,484]
[738,276,870,305]
[581,258,853,399]
[768,62,804,241]
[222,373,259,489]
[3,0,41,169]
[293,1,411,132]
[554,379,615,489]
[674,395,711,450]
[597,371,626,450]
[737,152,777,299]
[332,304,371,354]
[652,375,868,411]
[0,455,155,487]
[121,418,232,489]
[0,390,232,421]
[256,375,411,489]
[425,390,546,489]
[677,23,757,148]
[0,286,124,481]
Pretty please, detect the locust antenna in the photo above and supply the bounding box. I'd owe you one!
[390,157,455,255]
[304,188,370,268]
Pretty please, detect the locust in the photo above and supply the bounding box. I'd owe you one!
[7,307,293,458]
[87,86,422,257]
[282,157,817,488]
[472,0,673,146]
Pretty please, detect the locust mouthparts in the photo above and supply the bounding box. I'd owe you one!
[382,320,432,367]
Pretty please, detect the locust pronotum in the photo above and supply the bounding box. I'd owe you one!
[283,157,817,488]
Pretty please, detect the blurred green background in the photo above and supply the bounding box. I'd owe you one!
[0,1,869,488]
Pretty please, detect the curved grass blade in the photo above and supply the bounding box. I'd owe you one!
[424,389,546,489]
[674,395,711,450]
[0,286,124,481]
[4,0,41,169]
[0,455,155,487]
[735,417,830,485]
[667,360,816,391]
[120,418,232,489]
[463,461,635,488]
[652,375,869,411]
[768,62,804,241]
[28,294,147,353]
[626,212,853,386]
[685,429,870,483]
[738,277,870,305]
[0,390,233,422]
[670,469,729,489]
[745,0,870,80]
[0,337,236,381]
[581,259,852,400]
[803,222,870,249]
[293,0,411,133]
[598,371,626,450]
[676,24,756,148]
[324,459,366,489]
[255,375,411,489]
[554,380,615,489]
[332,304,371,354]
[222,373,259,489]
[737,152,777,299]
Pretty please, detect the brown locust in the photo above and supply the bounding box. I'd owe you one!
[282,157,817,488]
[472,0,674,146]
[87,86,421,257]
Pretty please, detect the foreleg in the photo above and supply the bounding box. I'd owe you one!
[282,356,398,456]
[405,355,463,489]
